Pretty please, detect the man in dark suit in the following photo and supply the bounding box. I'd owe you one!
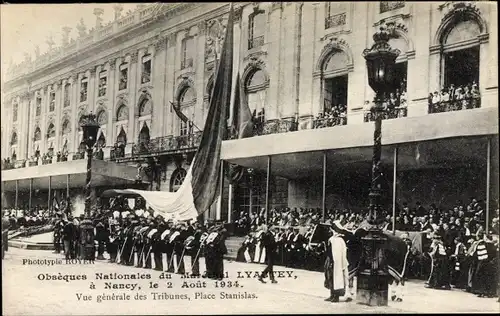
[258,224,278,284]
[62,218,76,259]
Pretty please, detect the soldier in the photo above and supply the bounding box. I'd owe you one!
[203,223,218,279]
[160,221,173,271]
[52,216,64,254]
[122,217,139,266]
[214,223,228,280]
[167,224,181,273]
[426,233,451,290]
[62,217,76,260]
[95,220,108,260]
[143,221,157,269]
[175,223,190,274]
[191,224,207,277]
[153,219,166,271]
[258,225,278,284]
[284,227,295,267]
[136,219,150,268]
[107,225,120,263]
[291,227,306,269]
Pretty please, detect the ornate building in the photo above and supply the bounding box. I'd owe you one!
[1,2,498,221]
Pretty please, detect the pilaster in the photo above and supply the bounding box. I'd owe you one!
[165,33,177,136]
[71,74,80,153]
[89,67,97,113]
[298,3,316,122]
[153,36,167,139]
[54,82,62,152]
[40,87,48,154]
[267,4,283,120]
[195,25,206,130]
[281,3,298,119]
[107,59,117,147]
[128,51,139,148]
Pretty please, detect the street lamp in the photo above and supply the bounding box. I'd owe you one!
[79,112,100,260]
[357,27,400,306]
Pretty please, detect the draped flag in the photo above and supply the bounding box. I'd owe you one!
[228,73,256,183]
[101,4,235,221]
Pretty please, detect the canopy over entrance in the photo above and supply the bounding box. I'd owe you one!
[1,159,141,191]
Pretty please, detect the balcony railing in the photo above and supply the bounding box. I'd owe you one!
[130,131,203,157]
[248,35,264,50]
[364,107,407,122]
[313,115,347,128]
[325,13,347,29]
[254,118,298,136]
[181,58,193,69]
[428,85,481,114]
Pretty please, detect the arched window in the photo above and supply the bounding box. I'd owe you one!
[97,110,107,126]
[35,97,42,117]
[97,132,106,148]
[321,50,348,119]
[245,69,268,122]
[181,37,195,69]
[116,126,127,145]
[441,19,481,89]
[47,123,56,138]
[388,35,408,93]
[138,98,152,117]
[10,132,17,145]
[179,86,195,105]
[248,10,266,49]
[13,103,18,122]
[78,115,85,132]
[170,168,187,192]
[138,123,150,145]
[116,104,129,121]
[34,127,42,141]
[206,78,215,103]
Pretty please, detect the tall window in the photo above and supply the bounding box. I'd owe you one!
[181,37,195,69]
[141,55,152,84]
[49,91,56,112]
[13,103,18,122]
[138,123,150,146]
[98,71,107,97]
[178,86,195,136]
[36,96,42,117]
[34,127,41,141]
[245,69,268,121]
[325,2,347,29]
[248,11,266,49]
[47,123,56,139]
[170,168,187,192]
[64,83,71,107]
[10,132,17,145]
[119,64,128,90]
[80,77,88,102]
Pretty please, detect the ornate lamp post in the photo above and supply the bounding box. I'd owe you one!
[357,27,400,306]
[79,112,100,260]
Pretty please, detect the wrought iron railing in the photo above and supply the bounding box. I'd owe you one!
[248,35,264,49]
[72,152,85,160]
[325,12,346,29]
[254,119,298,136]
[429,96,481,114]
[130,131,203,157]
[313,115,347,128]
[364,107,407,122]
[181,58,193,69]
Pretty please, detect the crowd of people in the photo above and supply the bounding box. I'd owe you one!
[313,104,347,128]
[2,206,54,230]
[232,198,499,299]
[428,82,480,114]
[49,199,229,280]
[2,158,16,170]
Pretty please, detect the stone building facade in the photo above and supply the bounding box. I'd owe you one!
[1,2,498,220]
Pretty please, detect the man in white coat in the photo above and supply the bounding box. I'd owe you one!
[324,220,351,303]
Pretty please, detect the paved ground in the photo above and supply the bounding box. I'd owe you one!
[2,248,499,315]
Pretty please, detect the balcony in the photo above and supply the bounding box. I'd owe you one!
[325,13,347,29]
[254,118,298,136]
[428,84,481,114]
[364,107,407,122]
[313,115,347,128]
[248,36,264,50]
[181,58,193,70]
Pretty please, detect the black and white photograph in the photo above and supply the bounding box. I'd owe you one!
[1,2,499,315]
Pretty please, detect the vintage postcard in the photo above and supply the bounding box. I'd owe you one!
[1,2,499,315]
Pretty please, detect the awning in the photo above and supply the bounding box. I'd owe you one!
[221,107,498,179]
[2,159,142,191]
[100,189,142,198]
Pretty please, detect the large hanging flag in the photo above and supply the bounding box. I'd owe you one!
[228,73,255,183]
[101,4,235,221]
[171,101,190,124]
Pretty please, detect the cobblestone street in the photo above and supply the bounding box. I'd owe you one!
[2,248,499,315]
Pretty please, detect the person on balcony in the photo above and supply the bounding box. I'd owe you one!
[398,90,408,118]
[471,82,480,109]
[363,100,372,122]
[440,89,450,112]
[431,91,441,113]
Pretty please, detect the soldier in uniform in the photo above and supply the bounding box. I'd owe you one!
[52,216,64,254]
[95,220,108,260]
[122,217,139,266]
[191,225,207,277]
[168,224,182,273]
[143,221,157,269]
[203,223,217,279]
[214,223,228,280]
[62,217,76,259]
[426,233,451,290]
[107,225,120,263]
[136,219,150,268]
[258,225,278,284]
[153,219,166,271]
[284,227,295,267]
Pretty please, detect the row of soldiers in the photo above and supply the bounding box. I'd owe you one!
[236,226,326,271]
[101,215,228,279]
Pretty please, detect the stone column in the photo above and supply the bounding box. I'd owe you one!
[195,23,206,130]
[298,3,316,125]
[127,51,139,151]
[54,82,62,152]
[280,3,299,119]
[107,59,117,147]
[152,36,167,139]
[267,5,283,120]
[89,67,97,113]
[27,92,36,158]
[71,74,80,153]
[165,34,177,137]
[40,87,48,154]
[310,4,322,120]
